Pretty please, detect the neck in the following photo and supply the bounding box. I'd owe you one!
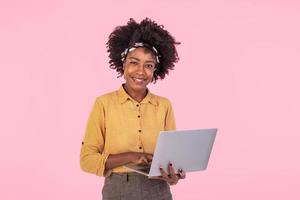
[123,84,147,103]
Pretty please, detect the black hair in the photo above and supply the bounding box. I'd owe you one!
[106,18,180,82]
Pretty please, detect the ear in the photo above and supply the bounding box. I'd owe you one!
[151,75,155,83]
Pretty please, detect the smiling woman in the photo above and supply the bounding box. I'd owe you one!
[123,47,157,102]
[80,18,184,200]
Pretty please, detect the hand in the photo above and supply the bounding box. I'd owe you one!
[128,152,153,165]
[150,163,186,186]
[105,152,153,171]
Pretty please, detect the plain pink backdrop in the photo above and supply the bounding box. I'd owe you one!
[1,0,299,199]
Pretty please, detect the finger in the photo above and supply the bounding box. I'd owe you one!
[142,157,149,164]
[159,167,169,179]
[168,163,176,178]
[139,156,148,164]
[159,166,179,186]
[178,169,186,179]
[146,154,153,162]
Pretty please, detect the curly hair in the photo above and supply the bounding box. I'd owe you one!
[106,18,180,82]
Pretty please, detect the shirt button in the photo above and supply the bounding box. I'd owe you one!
[139,146,142,150]
[138,130,142,133]
[136,104,139,107]
[137,115,141,118]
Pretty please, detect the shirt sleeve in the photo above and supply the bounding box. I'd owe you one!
[80,98,110,177]
[164,100,176,131]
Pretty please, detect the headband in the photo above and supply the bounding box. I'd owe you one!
[121,42,160,63]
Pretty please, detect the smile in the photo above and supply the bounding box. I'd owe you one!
[132,77,146,84]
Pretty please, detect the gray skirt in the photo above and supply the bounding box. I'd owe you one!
[102,172,173,200]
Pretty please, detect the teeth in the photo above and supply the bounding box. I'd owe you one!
[133,77,144,82]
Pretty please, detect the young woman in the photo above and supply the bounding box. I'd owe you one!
[80,18,185,200]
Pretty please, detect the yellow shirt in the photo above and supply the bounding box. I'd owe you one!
[80,85,176,177]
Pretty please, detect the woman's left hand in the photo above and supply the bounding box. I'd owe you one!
[150,163,186,186]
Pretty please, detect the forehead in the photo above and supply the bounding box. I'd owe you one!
[127,47,156,61]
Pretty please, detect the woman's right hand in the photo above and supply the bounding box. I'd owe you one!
[128,152,153,165]
[105,152,153,171]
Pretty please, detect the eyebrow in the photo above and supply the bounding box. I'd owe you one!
[128,56,156,63]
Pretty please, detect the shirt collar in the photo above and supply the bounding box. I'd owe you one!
[117,84,158,106]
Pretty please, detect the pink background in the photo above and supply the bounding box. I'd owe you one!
[1,0,299,199]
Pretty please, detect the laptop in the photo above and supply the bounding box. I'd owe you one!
[124,128,217,177]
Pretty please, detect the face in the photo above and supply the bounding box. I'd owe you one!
[123,47,157,93]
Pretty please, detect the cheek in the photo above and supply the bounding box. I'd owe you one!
[123,67,130,78]
[123,72,130,81]
[123,66,133,75]
[147,72,154,80]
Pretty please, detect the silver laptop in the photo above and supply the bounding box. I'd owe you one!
[124,128,217,177]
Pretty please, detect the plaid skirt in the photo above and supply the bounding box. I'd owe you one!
[102,172,173,200]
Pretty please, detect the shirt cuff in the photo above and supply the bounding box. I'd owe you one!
[97,153,110,177]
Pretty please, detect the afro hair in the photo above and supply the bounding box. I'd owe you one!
[106,18,180,82]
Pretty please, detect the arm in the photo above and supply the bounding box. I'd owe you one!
[80,98,153,176]
[105,152,153,170]
[80,99,108,176]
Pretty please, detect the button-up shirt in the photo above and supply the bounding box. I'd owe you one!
[80,85,176,177]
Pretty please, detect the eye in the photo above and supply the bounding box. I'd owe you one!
[145,64,155,69]
[130,61,138,65]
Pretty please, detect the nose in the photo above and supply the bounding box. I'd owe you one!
[135,64,146,74]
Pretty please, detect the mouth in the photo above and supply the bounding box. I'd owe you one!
[131,77,146,84]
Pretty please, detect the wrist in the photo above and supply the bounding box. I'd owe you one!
[124,152,135,163]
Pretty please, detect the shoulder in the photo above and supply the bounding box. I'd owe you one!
[93,90,119,106]
[150,92,173,108]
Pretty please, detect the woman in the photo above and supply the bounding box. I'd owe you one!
[80,18,185,200]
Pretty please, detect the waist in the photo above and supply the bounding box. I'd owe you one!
[106,172,149,183]
[111,165,132,173]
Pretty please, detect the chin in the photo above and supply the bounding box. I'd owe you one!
[131,84,147,91]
